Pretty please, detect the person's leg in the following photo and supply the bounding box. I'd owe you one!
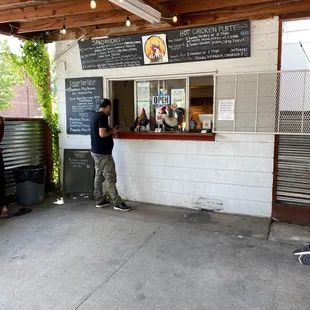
[91,153,109,207]
[103,155,130,211]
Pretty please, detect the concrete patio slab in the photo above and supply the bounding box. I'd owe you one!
[0,197,309,310]
[269,221,310,244]
[57,197,272,240]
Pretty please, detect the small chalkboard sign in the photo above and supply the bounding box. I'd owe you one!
[65,77,103,135]
[63,149,94,196]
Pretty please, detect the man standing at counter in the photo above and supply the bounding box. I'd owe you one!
[90,98,131,212]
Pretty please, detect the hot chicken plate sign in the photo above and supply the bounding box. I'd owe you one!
[78,20,250,69]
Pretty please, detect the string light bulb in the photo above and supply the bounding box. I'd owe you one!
[118,0,123,3]
[60,26,67,35]
[126,16,131,27]
[60,18,67,35]
[90,0,97,9]
[172,14,178,23]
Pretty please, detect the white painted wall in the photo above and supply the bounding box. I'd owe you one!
[56,18,279,217]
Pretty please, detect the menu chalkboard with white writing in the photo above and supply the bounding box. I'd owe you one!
[66,77,103,135]
[78,35,144,70]
[78,20,250,70]
[63,149,94,196]
[167,21,250,63]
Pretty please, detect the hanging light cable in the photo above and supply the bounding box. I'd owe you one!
[10,24,14,37]
[90,0,97,9]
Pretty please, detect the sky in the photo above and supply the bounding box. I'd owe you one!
[282,20,310,69]
[0,34,55,56]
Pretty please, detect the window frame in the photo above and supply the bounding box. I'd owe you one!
[105,73,216,133]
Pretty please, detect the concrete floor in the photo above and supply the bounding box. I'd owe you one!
[0,197,309,310]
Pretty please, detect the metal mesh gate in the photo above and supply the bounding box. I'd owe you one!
[214,71,310,134]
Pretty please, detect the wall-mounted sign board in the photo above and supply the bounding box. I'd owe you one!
[63,149,94,196]
[78,20,250,70]
[78,34,144,70]
[65,77,103,135]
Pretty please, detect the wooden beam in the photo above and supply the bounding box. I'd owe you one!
[0,0,62,10]
[142,0,187,26]
[45,20,174,42]
[15,11,141,33]
[14,0,310,40]
[44,0,310,41]
[185,0,310,25]
[0,0,114,23]
[171,0,293,14]
[280,10,310,21]
[0,23,32,39]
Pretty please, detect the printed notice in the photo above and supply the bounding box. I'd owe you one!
[137,81,150,102]
[218,99,235,121]
[171,88,186,108]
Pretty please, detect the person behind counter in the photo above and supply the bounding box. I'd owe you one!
[90,98,131,212]
[0,116,8,218]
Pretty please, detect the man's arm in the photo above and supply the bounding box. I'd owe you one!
[99,127,113,138]
[98,115,117,138]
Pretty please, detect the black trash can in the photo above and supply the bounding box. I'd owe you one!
[13,165,46,206]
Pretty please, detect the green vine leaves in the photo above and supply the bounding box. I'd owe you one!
[20,39,60,185]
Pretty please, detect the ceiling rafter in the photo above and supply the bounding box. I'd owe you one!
[142,0,187,26]
[15,10,142,34]
[0,0,309,41]
[0,0,113,23]
[169,0,296,15]
[0,0,65,10]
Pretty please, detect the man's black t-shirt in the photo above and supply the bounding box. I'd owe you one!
[90,112,114,155]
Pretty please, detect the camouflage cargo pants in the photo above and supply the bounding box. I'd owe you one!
[91,153,123,206]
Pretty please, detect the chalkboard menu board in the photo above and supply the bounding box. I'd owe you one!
[63,149,94,196]
[66,77,103,134]
[78,20,250,70]
[79,34,144,70]
[167,21,250,63]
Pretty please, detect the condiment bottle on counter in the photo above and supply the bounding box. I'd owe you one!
[189,116,197,130]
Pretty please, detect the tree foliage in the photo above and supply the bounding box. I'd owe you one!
[0,40,23,111]
[0,38,60,186]
[20,39,60,185]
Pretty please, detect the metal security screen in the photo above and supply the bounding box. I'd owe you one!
[0,120,46,196]
[276,135,310,206]
[214,71,310,135]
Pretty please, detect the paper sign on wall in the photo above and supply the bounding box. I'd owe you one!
[137,81,150,102]
[171,88,185,108]
[218,99,235,121]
